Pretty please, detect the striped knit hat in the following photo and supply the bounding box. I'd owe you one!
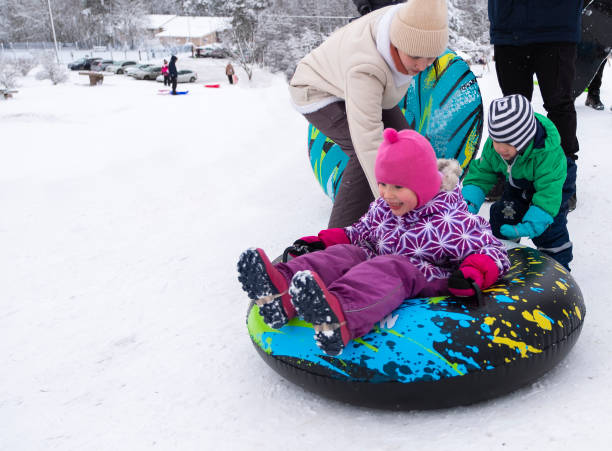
[488,94,537,152]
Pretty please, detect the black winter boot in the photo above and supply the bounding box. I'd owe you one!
[568,193,577,212]
[289,270,348,356]
[237,248,291,329]
[585,94,605,110]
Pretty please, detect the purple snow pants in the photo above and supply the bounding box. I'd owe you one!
[275,244,449,340]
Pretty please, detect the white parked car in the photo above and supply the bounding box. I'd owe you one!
[156,70,198,83]
[131,66,163,80]
[105,60,137,74]
[125,64,153,76]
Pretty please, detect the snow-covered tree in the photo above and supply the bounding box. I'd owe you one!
[0,0,492,72]
[448,0,490,62]
[110,0,148,49]
[0,0,148,49]
[36,50,68,84]
[224,0,271,80]
[14,55,38,76]
[0,0,50,42]
[0,54,20,89]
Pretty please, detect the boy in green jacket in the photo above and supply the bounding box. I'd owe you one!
[462,94,572,269]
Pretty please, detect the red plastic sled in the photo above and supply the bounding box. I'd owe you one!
[205,84,221,88]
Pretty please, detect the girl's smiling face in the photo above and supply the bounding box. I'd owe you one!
[378,183,418,216]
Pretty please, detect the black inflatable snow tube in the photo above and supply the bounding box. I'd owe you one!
[245,246,585,409]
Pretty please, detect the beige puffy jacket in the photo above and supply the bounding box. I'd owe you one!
[289,5,412,196]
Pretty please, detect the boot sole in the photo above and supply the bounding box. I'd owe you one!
[237,248,288,329]
[290,271,345,356]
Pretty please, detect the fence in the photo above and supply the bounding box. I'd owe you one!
[0,42,193,63]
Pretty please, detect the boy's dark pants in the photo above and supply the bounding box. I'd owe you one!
[488,161,576,270]
[304,102,410,228]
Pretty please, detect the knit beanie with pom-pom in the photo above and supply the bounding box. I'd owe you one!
[375,128,442,208]
[390,0,448,58]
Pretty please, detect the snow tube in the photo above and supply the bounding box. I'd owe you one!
[308,49,483,200]
[245,246,585,409]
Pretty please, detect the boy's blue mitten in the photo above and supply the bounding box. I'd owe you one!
[500,205,554,239]
[462,185,486,215]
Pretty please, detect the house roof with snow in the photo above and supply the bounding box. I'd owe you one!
[147,15,176,30]
[153,16,232,38]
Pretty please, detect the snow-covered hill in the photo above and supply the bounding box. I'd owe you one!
[1,56,611,451]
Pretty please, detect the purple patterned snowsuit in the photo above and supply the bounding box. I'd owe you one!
[276,186,510,340]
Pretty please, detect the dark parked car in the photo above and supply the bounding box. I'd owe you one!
[90,59,115,71]
[67,57,102,70]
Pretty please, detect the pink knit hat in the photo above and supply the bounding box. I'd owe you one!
[375,128,441,208]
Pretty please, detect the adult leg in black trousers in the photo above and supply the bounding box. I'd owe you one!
[586,60,606,110]
[494,45,535,101]
[489,45,537,202]
[532,43,579,160]
[495,43,578,210]
[227,75,233,84]
[171,76,178,94]
[304,103,409,228]
[494,44,579,160]
[532,43,579,210]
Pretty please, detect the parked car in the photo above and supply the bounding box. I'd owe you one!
[194,44,231,59]
[131,66,163,80]
[105,61,137,74]
[67,57,102,70]
[156,70,198,83]
[90,59,114,71]
[125,64,153,76]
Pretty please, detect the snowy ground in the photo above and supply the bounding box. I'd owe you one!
[1,55,611,451]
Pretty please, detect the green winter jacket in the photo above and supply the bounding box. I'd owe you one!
[463,113,567,218]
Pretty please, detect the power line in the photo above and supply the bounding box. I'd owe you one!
[260,14,354,19]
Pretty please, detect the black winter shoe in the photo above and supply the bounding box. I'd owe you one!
[568,193,577,212]
[237,248,290,329]
[289,270,348,356]
[585,94,604,110]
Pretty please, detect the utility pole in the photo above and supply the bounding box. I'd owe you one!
[46,0,61,64]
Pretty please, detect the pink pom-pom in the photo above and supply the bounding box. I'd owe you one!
[383,128,399,144]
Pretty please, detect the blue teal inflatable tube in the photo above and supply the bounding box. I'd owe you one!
[246,246,585,409]
[308,49,483,200]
